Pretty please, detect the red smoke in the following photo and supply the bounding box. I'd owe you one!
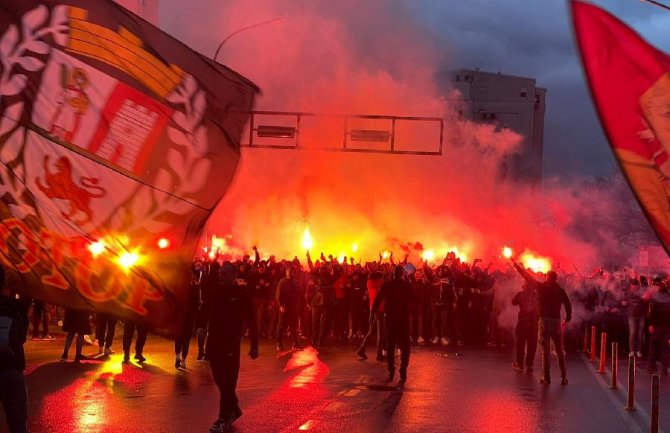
[162,0,623,270]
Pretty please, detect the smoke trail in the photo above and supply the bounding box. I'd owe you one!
[161,0,652,274]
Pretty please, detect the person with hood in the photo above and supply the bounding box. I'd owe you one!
[275,265,303,351]
[370,265,413,383]
[512,258,572,385]
[206,262,259,433]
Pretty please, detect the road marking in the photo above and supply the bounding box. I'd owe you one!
[343,388,361,397]
[298,420,316,430]
[325,401,344,412]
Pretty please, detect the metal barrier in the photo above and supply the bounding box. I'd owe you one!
[598,332,607,374]
[624,353,637,411]
[609,342,618,390]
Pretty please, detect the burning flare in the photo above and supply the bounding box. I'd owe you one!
[88,240,106,258]
[502,246,513,259]
[302,226,314,251]
[421,249,435,262]
[520,251,552,273]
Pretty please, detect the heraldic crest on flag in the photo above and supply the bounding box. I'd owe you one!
[572,0,670,255]
[0,0,258,335]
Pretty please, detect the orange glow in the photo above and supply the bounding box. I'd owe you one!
[211,235,226,253]
[302,226,314,251]
[88,241,106,257]
[157,238,170,249]
[520,251,552,273]
[381,250,390,259]
[118,251,141,271]
[421,249,435,261]
[502,246,513,259]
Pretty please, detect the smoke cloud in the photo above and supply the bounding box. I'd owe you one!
[162,0,656,274]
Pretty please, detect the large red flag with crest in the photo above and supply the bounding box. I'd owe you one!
[0,0,258,335]
[572,0,670,252]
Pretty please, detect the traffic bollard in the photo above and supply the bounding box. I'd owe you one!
[598,332,607,374]
[590,325,597,361]
[651,374,660,433]
[624,353,637,411]
[609,342,618,390]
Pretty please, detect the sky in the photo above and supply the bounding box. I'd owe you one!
[413,0,670,178]
[139,0,670,267]
[156,0,670,180]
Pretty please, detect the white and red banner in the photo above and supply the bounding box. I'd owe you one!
[0,1,258,335]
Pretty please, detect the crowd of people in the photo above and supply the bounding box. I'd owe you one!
[187,248,669,372]
[4,246,670,432]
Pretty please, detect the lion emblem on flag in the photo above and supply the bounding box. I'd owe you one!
[35,155,106,225]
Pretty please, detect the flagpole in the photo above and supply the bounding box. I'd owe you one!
[213,17,288,62]
[641,0,670,12]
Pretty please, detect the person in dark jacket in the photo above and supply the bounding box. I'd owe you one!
[512,259,572,385]
[370,265,413,382]
[275,266,303,351]
[0,266,29,433]
[623,279,645,358]
[647,277,670,375]
[61,308,92,362]
[511,282,538,372]
[95,313,118,356]
[206,262,259,433]
[122,320,148,364]
[175,268,202,369]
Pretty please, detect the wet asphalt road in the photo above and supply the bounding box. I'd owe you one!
[1,334,667,433]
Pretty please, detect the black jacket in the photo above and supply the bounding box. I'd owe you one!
[648,290,670,329]
[512,289,537,322]
[206,279,258,354]
[0,294,29,371]
[371,278,413,321]
[514,263,572,322]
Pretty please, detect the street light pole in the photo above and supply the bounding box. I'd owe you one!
[213,17,288,62]
[641,0,670,12]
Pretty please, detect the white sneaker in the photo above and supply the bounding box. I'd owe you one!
[432,337,439,344]
[440,337,449,346]
[418,336,425,344]
[83,335,94,345]
[636,351,643,358]
[628,351,634,358]
[104,347,114,355]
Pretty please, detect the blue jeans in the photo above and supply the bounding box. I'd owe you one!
[0,369,27,433]
[628,316,645,353]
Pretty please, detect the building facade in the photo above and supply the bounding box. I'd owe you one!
[450,69,546,187]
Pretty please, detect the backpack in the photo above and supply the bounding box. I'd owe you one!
[0,301,23,359]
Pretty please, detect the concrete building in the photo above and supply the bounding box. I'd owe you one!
[113,0,159,25]
[449,68,546,187]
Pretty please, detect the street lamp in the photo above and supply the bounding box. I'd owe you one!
[213,17,288,62]
[641,0,670,11]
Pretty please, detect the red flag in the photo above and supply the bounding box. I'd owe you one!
[572,0,670,250]
[0,1,258,336]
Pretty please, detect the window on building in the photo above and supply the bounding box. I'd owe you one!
[520,87,528,98]
[455,75,461,82]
